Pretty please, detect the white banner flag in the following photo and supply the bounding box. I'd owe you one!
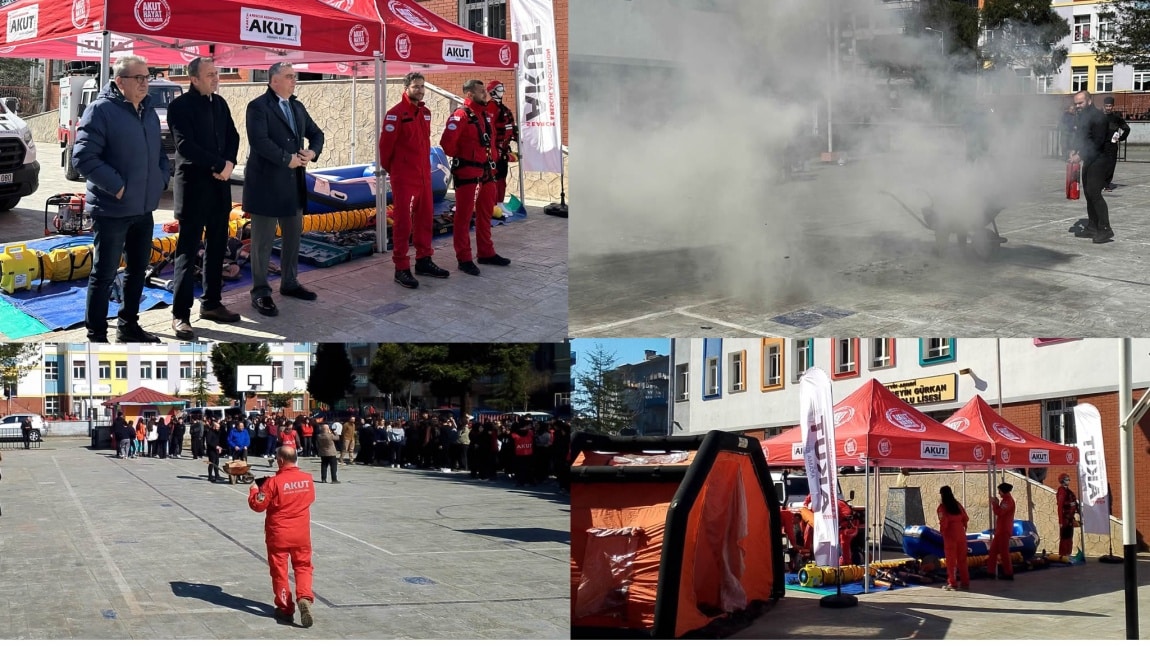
[1073,404,1110,535]
[800,367,840,566]
[510,0,564,173]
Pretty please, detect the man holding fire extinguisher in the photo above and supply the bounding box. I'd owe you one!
[1068,91,1113,244]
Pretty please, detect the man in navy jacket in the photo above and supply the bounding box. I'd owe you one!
[242,62,324,317]
[74,55,169,342]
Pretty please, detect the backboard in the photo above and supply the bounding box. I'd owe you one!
[236,365,274,394]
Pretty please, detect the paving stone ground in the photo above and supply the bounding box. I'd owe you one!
[0,439,569,639]
[735,556,1150,640]
[0,144,568,343]
[570,150,1150,337]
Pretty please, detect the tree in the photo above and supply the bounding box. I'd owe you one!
[402,344,536,419]
[1094,0,1150,68]
[368,344,413,407]
[210,343,270,402]
[572,344,636,435]
[981,0,1071,77]
[489,345,541,412]
[268,391,294,412]
[0,343,38,413]
[307,344,355,410]
[190,362,212,407]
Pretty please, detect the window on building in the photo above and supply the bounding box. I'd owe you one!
[462,0,507,38]
[218,67,238,74]
[704,356,720,397]
[273,362,284,379]
[1135,69,1150,92]
[832,338,859,379]
[793,338,814,382]
[45,395,60,415]
[1097,16,1113,42]
[45,359,58,380]
[870,338,895,369]
[1073,15,1091,42]
[554,392,571,408]
[114,361,127,380]
[140,361,152,379]
[675,363,689,401]
[180,362,192,379]
[292,395,304,411]
[356,356,368,367]
[1072,67,1089,92]
[98,361,111,380]
[1043,398,1077,445]
[762,340,783,390]
[250,69,268,83]
[728,350,746,393]
[1037,75,1054,94]
[921,338,956,365]
[169,64,188,76]
[294,362,305,379]
[1096,66,1114,92]
[73,361,86,380]
[195,362,207,378]
[156,362,168,380]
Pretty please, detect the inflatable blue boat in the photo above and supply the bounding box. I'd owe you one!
[305,147,451,214]
[902,521,1039,560]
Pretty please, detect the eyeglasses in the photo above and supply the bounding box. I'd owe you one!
[118,74,150,84]
[277,74,298,80]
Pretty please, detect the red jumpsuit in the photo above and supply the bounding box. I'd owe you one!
[937,503,970,588]
[800,494,856,564]
[279,429,299,451]
[485,88,518,205]
[248,463,316,615]
[440,98,498,263]
[379,93,434,271]
[986,492,1015,577]
[514,429,534,485]
[1056,484,1079,556]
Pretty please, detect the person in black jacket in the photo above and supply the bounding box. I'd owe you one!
[205,420,223,483]
[242,62,325,318]
[1101,97,1130,191]
[1069,91,1114,243]
[168,57,243,339]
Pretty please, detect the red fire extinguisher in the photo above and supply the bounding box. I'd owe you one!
[1066,161,1081,200]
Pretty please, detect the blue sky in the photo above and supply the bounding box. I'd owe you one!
[570,338,670,377]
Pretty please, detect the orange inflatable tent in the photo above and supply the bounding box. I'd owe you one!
[569,431,785,639]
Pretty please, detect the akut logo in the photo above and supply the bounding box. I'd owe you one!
[834,406,854,427]
[992,422,1026,444]
[72,0,91,29]
[886,407,926,433]
[135,0,171,31]
[945,417,969,433]
[395,33,412,59]
[388,0,437,32]
[499,44,511,66]
[877,438,893,457]
[348,24,370,52]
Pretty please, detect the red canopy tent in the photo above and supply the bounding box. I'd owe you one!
[943,395,1078,468]
[760,379,992,470]
[0,0,383,65]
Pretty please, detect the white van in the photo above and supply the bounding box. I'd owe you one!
[184,406,242,420]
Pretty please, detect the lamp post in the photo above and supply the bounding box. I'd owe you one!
[924,27,945,57]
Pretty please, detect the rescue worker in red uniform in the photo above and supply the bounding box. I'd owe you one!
[1056,473,1080,557]
[248,446,317,627]
[484,81,518,206]
[986,482,1015,580]
[379,71,450,290]
[800,494,857,565]
[513,423,535,486]
[937,485,970,591]
[439,79,510,276]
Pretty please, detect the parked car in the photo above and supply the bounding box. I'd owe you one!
[0,413,44,442]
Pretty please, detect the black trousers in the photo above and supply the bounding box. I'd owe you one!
[22,428,30,450]
[320,456,338,482]
[207,452,220,480]
[1083,158,1111,232]
[191,433,204,458]
[86,213,154,338]
[172,211,229,318]
[1103,153,1118,187]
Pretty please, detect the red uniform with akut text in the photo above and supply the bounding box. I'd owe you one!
[485,81,518,205]
[379,93,434,271]
[439,98,498,262]
[248,463,316,615]
[986,491,1015,577]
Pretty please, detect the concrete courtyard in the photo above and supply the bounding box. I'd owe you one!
[0,439,569,639]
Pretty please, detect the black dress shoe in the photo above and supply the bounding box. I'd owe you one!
[394,269,419,289]
[477,254,511,266]
[1093,229,1114,244]
[172,318,195,341]
[458,260,481,276]
[1073,228,1097,238]
[414,257,450,278]
[117,322,161,343]
[200,304,241,323]
[87,331,108,343]
[281,285,317,301]
[252,296,279,317]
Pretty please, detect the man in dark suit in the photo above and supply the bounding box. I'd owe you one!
[168,57,242,339]
[1068,90,1113,244]
[242,62,325,317]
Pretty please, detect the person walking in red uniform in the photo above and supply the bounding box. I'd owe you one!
[440,79,510,276]
[1056,473,1079,557]
[986,482,1015,580]
[937,485,970,591]
[249,446,317,627]
[379,72,449,289]
[484,81,518,206]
